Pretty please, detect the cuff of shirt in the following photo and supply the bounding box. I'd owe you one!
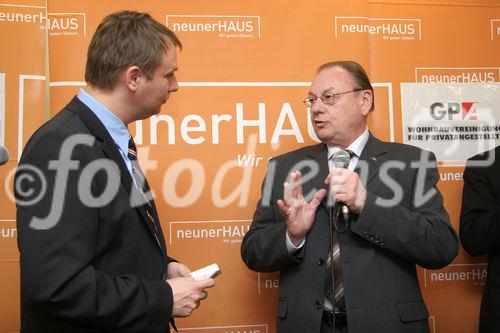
[285,231,305,254]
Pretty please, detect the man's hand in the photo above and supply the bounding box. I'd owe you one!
[325,168,367,214]
[167,277,215,317]
[167,262,191,278]
[277,171,327,246]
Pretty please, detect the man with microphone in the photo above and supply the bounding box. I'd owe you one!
[241,61,458,333]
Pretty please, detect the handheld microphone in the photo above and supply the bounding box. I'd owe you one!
[331,150,350,168]
[331,150,352,231]
[0,146,9,166]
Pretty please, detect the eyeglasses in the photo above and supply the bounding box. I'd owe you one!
[302,88,364,107]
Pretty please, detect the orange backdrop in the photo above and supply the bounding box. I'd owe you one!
[1,0,500,332]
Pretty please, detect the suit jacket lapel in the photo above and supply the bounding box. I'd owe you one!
[66,97,166,259]
[356,132,386,187]
[304,143,330,214]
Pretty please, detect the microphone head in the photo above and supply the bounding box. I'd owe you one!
[0,146,10,165]
[331,150,351,169]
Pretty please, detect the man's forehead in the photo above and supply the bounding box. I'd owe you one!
[316,67,352,81]
[313,67,354,86]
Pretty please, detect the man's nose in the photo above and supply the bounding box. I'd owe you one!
[169,75,179,92]
[310,100,325,114]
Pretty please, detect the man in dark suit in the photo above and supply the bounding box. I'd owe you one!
[460,145,500,333]
[241,61,459,333]
[15,11,214,333]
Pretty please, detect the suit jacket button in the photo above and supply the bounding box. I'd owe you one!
[314,301,322,309]
[317,258,325,265]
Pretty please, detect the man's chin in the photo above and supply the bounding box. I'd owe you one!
[137,108,162,121]
[154,102,166,114]
[313,128,328,140]
[152,108,162,116]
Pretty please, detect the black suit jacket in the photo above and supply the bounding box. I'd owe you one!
[241,134,459,333]
[16,97,175,333]
[460,145,500,333]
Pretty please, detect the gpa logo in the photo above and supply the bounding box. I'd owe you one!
[46,13,86,37]
[166,15,261,39]
[429,102,478,120]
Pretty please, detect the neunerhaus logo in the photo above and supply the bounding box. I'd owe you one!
[335,16,421,41]
[166,15,260,39]
[0,9,85,37]
[426,265,487,287]
[170,221,251,245]
[45,13,86,37]
[420,72,496,83]
[0,10,45,24]
[415,67,499,83]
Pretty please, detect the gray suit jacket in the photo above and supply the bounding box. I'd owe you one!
[241,133,459,333]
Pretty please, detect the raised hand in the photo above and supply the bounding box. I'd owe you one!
[277,171,326,246]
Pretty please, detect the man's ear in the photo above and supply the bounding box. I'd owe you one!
[124,65,142,92]
[360,90,373,116]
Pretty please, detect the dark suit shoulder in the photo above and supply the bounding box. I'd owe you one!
[382,140,430,155]
[20,99,93,162]
[270,144,323,163]
[367,135,436,162]
[28,99,89,137]
[463,146,500,179]
[467,145,499,162]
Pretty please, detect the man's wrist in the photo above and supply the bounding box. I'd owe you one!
[286,231,305,253]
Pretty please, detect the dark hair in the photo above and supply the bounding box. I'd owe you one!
[85,11,182,91]
[317,61,374,111]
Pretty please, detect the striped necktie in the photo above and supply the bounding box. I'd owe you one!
[325,149,354,313]
[325,236,345,312]
[128,136,162,249]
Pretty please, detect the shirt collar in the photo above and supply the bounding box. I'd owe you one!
[77,88,130,155]
[327,128,369,159]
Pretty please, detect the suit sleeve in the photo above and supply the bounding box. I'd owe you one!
[16,131,172,333]
[351,150,459,269]
[459,158,500,256]
[241,159,304,272]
